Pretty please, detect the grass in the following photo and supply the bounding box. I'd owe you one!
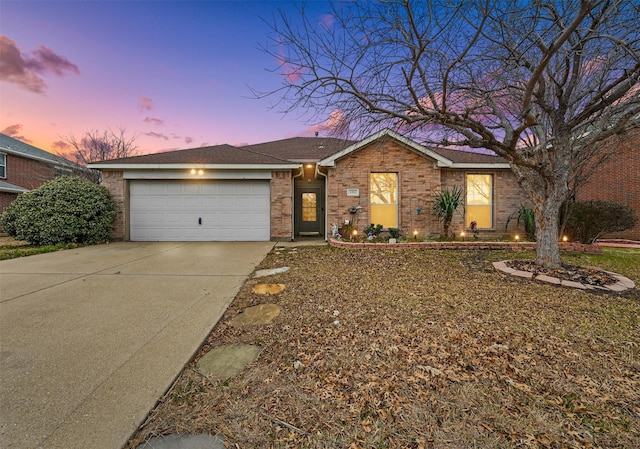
[0,239,79,260]
[125,245,639,449]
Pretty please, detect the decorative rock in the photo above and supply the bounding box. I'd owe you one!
[136,433,226,449]
[254,267,290,278]
[536,274,561,285]
[197,344,262,381]
[252,283,286,295]
[229,304,282,326]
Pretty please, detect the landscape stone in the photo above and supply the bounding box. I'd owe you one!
[197,344,262,381]
[254,267,290,278]
[229,303,282,326]
[252,283,286,295]
[136,433,226,449]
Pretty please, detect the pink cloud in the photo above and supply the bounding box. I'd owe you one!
[1,123,32,142]
[143,117,164,127]
[138,96,153,112]
[303,109,351,138]
[0,35,79,94]
[318,14,335,30]
[144,131,169,140]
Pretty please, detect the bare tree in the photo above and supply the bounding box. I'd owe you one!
[260,0,640,268]
[64,127,138,165]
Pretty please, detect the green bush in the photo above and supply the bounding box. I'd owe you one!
[0,176,116,245]
[562,200,637,244]
[363,223,383,237]
[388,227,401,239]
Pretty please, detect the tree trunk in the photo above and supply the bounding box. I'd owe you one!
[533,197,562,268]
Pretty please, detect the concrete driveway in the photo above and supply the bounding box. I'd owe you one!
[0,241,274,449]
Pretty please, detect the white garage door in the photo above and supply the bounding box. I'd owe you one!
[129,180,270,241]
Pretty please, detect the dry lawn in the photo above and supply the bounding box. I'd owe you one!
[126,246,639,449]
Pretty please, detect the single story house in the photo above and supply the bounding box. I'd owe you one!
[90,129,532,242]
[0,133,95,228]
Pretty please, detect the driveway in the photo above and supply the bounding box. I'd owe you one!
[0,242,274,449]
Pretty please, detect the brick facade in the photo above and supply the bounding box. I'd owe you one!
[440,169,531,239]
[101,171,127,240]
[576,128,640,240]
[270,170,294,240]
[326,138,529,240]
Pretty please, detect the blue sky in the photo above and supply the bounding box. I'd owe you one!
[0,0,336,155]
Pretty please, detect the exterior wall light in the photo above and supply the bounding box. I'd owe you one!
[416,207,422,215]
[190,169,196,174]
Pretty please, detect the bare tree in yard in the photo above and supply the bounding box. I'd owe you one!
[261,0,640,268]
[64,127,138,165]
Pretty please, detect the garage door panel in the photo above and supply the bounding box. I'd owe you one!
[129,180,270,241]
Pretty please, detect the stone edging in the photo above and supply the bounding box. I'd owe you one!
[492,260,635,292]
[328,238,602,254]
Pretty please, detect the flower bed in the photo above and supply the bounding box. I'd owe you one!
[328,238,602,254]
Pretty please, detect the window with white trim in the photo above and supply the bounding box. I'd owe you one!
[370,172,398,228]
[466,174,493,228]
[0,153,6,178]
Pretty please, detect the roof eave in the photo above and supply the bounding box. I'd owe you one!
[441,162,512,169]
[318,128,453,167]
[88,163,301,170]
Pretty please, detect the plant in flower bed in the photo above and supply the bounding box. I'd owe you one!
[125,247,639,449]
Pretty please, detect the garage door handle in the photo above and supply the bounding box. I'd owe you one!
[198,217,202,225]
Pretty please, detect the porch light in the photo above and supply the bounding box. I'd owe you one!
[306,164,313,169]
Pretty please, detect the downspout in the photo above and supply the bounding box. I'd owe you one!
[315,164,328,241]
[292,165,304,241]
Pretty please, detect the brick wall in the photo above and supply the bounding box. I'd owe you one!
[325,137,530,240]
[576,128,640,240]
[326,138,442,239]
[440,169,530,239]
[270,170,293,240]
[101,171,126,240]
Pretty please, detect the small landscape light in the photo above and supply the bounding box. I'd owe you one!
[460,231,465,239]
[514,234,520,241]
[562,235,568,242]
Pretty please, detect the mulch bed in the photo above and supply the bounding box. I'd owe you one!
[506,260,619,286]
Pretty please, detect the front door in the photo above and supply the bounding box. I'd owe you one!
[295,184,324,236]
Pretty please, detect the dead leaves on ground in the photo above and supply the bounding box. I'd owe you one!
[126,247,639,449]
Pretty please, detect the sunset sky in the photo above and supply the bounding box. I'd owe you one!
[0,0,337,156]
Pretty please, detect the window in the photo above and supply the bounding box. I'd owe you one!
[370,173,398,228]
[466,174,493,228]
[301,192,317,222]
[0,153,5,178]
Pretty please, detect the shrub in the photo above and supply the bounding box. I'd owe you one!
[506,205,536,240]
[432,185,463,238]
[388,227,401,239]
[363,223,383,237]
[0,176,116,245]
[562,200,637,244]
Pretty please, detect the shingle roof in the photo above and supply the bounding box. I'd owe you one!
[93,144,295,165]
[90,132,507,167]
[429,147,509,164]
[0,133,87,169]
[241,137,355,161]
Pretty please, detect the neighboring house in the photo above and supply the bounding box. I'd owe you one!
[0,133,96,228]
[576,127,640,241]
[90,129,532,242]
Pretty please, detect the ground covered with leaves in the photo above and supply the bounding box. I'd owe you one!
[127,247,639,449]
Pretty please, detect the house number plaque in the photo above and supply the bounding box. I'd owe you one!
[346,188,360,197]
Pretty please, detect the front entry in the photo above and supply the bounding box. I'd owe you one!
[294,181,324,237]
